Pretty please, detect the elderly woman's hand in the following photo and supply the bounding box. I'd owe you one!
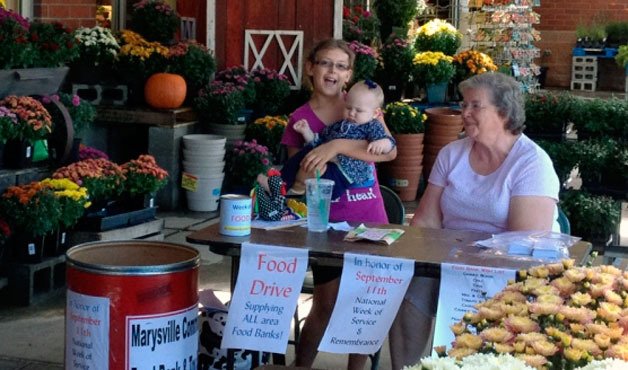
[300,141,339,173]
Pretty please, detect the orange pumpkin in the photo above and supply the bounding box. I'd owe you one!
[144,73,187,109]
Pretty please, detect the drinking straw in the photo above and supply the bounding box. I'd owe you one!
[315,169,326,225]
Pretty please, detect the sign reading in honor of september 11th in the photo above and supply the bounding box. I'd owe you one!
[222,242,308,354]
[319,253,414,354]
[432,263,516,354]
[66,290,110,370]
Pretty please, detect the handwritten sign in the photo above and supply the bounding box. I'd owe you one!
[319,253,414,354]
[432,263,516,354]
[65,290,110,370]
[222,243,308,353]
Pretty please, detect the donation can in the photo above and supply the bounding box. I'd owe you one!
[65,241,200,370]
[219,194,252,236]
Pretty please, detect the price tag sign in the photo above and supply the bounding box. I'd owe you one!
[181,172,198,191]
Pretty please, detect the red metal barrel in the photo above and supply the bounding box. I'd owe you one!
[65,241,200,370]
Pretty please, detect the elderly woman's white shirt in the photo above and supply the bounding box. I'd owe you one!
[429,134,560,233]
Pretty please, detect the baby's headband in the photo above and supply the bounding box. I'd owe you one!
[364,79,378,89]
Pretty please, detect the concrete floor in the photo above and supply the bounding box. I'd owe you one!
[0,209,394,370]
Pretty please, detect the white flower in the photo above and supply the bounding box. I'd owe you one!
[576,358,628,370]
[406,356,457,370]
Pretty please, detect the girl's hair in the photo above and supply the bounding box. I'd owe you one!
[458,72,526,135]
[306,39,355,65]
[302,39,355,90]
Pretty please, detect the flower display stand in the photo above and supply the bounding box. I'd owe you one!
[91,106,199,210]
[5,254,66,306]
[0,67,70,99]
[67,218,165,246]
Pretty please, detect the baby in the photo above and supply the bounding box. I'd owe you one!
[259,80,395,201]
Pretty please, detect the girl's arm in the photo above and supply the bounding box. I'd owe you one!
[300,117,397,173]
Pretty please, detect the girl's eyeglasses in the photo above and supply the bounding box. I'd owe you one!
[314,59,351,72]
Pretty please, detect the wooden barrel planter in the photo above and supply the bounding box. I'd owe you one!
[423,107,463,177]
[381,133,424,201]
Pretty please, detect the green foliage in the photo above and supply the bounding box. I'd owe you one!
[168,41,217,100]
[573,138,619,185]
[560,189,620,242]
[129,0,180,44]
[605,22,628,45]
[384,101,425,134]
[524,92,577,136]
[373,0,418,40]
[615,45,628,68]
[194,81,245,125]
[571,98,628,140]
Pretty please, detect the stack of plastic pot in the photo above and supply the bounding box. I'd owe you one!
[181,134,226,211]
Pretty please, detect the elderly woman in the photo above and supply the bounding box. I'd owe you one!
[388,72,560,369]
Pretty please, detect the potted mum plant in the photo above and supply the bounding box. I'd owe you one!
[71,26,120,84]
[42,92,97,164]
[128,0,180,45]
[524,92,576,140]
[372,0,420,41]
[250,67,291,116]
[0,95,52,168]
[195,80,247,144]
[0,10,75,97]
[52,158,126,213]
[414,18,462,56]
[380,101,427,201]
[215,66,256,109]
[342,4,381,45]
[348,41,378,84]
[121,154,169,209]
[168,40,217,101]
[244,115,288,164]
[377,34,415,103]
[224,139,272,193]
[40,178,90,254]
[0,181,61,262]
[412,51,455,104]
[114,29,169,105]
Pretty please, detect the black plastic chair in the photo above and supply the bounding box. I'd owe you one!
[557,206,571,235]
[380,185,406,225]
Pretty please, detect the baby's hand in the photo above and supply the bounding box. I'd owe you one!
[294,119,315,143]
[367,138,393,155]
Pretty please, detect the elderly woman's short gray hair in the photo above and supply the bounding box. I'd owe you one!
[458,73,526,135]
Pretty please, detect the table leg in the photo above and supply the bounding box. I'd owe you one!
[230,256,240,294]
